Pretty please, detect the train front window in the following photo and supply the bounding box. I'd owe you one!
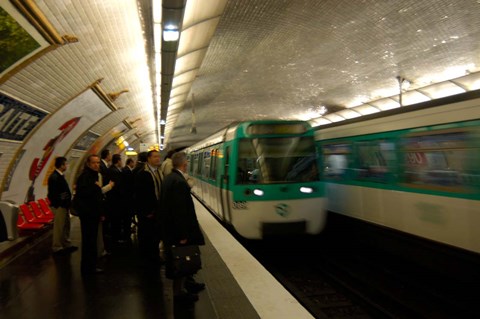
[236,137,319,184]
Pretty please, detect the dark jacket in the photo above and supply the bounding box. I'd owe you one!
[74,167,104,216]
[122,166,135,197]
[100,159,110,184]
[106,165,124,204]
[47,170,72,208]
[134,166,162,218]
[162,169,204,246]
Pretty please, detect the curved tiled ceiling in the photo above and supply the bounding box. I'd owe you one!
[1,0,480,154]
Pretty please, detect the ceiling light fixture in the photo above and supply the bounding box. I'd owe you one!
[163,25,179,41]
[396,76,411,107]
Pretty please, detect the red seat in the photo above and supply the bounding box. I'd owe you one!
[17,214,44,230]
[19,204,52,224]
[37,198,54,217]
[29,201,54,222]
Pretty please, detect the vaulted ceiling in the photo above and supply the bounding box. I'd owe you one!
[2,0,480,153]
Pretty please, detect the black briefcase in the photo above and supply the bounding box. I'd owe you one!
[171,245,202,277]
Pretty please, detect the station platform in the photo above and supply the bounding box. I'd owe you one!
[0,198,314,319]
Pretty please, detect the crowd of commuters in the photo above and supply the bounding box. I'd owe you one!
[47,149,205,304]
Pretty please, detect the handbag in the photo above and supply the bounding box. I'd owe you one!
[171,245,202,277]
[69,195,81,216]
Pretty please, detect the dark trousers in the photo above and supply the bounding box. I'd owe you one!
[137,215,160,262]
[111,208,130,241]
[80,213,99,274]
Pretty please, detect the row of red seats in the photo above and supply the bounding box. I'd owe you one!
[17,198,54,231]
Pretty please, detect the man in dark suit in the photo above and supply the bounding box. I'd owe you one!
[162,151,205,303]
[106,154,127,242]
[132,151,147,175]
[48,156,77,254]
[122,158,136,239]
[98,149,113,255]
[75,154,105,276]
[99,149,111,181]
[134,150,163,264]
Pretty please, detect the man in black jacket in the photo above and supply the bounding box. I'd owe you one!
[134,150,163,264]
[48,156,77,254]
[163,151,205,303]
[75,154,105,275]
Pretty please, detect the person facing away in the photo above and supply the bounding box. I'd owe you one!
[47,156,77,254]
[74,154,106,276]
[97,150,114,256]
[160,150,175,177]
[134,150,163,264]
[122,158,136,238]
[162,151,205,303]
[132,151,148,175]
[100,149,112,181]
[106,154,128,242]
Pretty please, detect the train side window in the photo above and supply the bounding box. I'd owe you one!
[401,130,479,192]
[191,153,199,177]
[210,149,218,181]
[354,139,395,183]
[186,155,192,174]
[203,150,211,178]
[196,152,203,176]
[322,143,350,180]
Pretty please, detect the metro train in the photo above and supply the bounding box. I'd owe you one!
[315,92,480,254]
[184,120,327,239]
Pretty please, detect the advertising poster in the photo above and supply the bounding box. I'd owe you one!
[2,89,111,204]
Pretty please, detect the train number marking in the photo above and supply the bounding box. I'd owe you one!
[233,201,248,209]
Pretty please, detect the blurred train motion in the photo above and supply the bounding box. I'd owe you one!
[184,120,327,239]
[315,94,480,254]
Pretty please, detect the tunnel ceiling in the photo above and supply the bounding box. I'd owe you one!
[1,0,480,151]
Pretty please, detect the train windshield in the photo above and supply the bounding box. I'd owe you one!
[236,137,319,184]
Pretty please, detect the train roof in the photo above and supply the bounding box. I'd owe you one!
[185,119,313,152]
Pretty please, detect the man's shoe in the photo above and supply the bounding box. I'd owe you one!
[66,246,78,252]
[52,249,67,255]
[174,292,198,303]
[101,250,111,257]
[81,268,104,276]
[185,281,205,294]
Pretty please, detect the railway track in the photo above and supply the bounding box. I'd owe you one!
[241,234,479,319]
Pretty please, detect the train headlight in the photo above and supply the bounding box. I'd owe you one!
[300,187,313,194]
[253,189,264,196]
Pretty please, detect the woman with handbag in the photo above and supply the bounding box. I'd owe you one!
[162,151,205,304]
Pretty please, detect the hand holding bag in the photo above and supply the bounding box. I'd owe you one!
[171,245,202,277]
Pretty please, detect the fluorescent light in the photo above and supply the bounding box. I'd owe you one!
[152,0,162,23]
[163,25,179,41]
[154,24,161,52]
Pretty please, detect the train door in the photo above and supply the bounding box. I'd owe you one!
[220,145,232,223]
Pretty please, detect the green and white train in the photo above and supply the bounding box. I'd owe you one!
[184,120,327,239]
[316,92,480,254]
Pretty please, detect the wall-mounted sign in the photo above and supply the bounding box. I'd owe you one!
[0,92,47,141]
